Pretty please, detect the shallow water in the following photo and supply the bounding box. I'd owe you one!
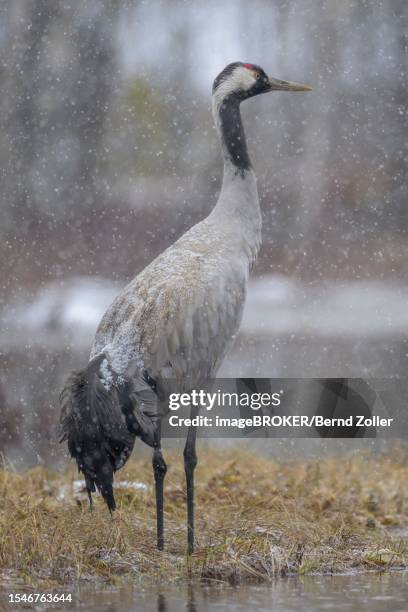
[3,572,404,611]
[76,573,407,612]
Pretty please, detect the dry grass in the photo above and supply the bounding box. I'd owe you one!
[0,446,407,587]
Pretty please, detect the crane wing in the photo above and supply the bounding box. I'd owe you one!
[59,353,157,511]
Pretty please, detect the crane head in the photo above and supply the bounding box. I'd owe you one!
[212,62,312,104]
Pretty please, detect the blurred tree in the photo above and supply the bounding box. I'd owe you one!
[0,0,406,292]
[0,1,55,228]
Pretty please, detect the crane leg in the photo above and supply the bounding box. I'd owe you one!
[152,420,167,550]
[184,412,198,555]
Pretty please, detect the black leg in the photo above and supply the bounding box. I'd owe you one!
[152,420,167,550]
[184,411,198,555]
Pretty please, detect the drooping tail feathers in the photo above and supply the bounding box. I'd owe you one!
[59,353,156,511]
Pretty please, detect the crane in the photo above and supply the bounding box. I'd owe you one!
[60,62,311,554]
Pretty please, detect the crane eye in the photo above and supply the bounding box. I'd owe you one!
[255,72,261,80]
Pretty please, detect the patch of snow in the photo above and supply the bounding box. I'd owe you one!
[1,276,120,349]
[114,481,148,492]
[242,276,408,338]
[72,479,148,495]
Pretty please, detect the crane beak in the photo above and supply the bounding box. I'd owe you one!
[268,77,312,92]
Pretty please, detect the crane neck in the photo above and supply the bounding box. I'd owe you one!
[212,94,252,176]
[210,93,261,267]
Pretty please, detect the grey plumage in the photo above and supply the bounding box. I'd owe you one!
[59,62,311,551]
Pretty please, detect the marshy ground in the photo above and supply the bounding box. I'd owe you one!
[0,447,407,588]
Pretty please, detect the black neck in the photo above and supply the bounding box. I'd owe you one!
[218,95,251,174]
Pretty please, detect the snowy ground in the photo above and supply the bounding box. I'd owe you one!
[1,276,120,351]
[2,274,408,351]
[243,276,408,339]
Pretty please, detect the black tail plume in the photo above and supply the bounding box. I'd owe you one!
[59,353,137,511]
